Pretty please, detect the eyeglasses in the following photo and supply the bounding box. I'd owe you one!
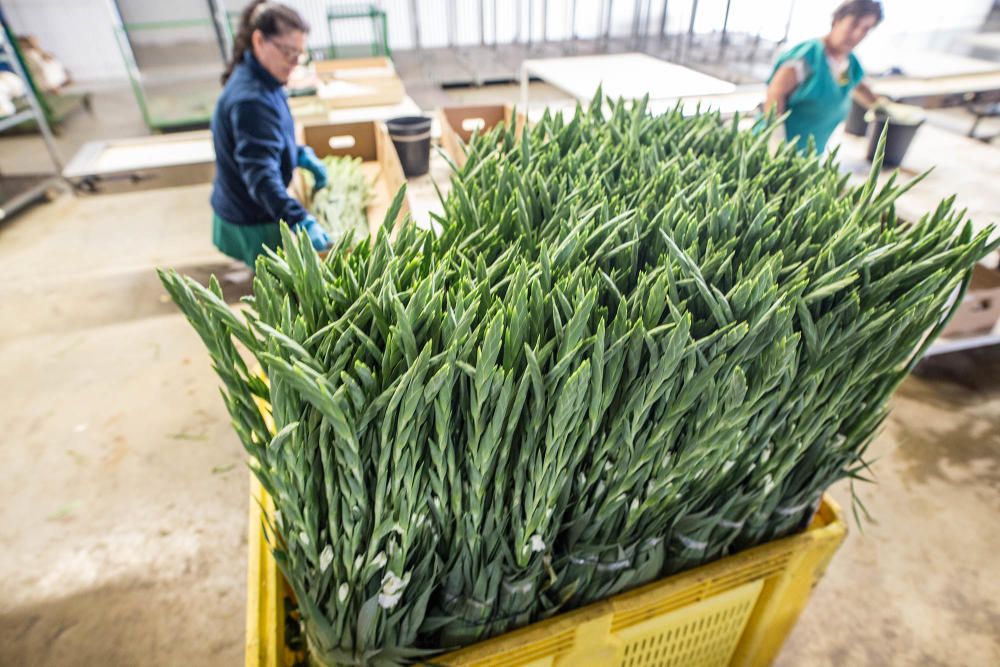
[266,37,306,64]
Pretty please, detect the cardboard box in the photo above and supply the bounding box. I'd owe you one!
[942,263,1000,336]
[295,57,405,110]
[296,120,409,239]
[313,56,396,80]
[288,77,405,114]
[439,104,526,168]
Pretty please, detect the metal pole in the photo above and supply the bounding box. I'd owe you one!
[597,0,606,48]
[563,0,575,55]
[686,0,698,61]
[604,0,614,48]
[206,0,233,62]
[642,0,653,49]
[446,0,456,48]
[749,31,760,61]
[514,0,521,44]
[542,0,548,43]
[109,0,138,58]
[479,0,486,47]
[718,0,732,61]
[327,5,336,58]
[492,0,498,49]
[527,0,534,48]
[659,0,668,43]
[630,0,640,48]
[782,0,796,46]
[409,0,422,51]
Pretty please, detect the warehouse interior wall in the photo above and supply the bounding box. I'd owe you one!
[2,0,128,83]
[2,0,996,83]
[789,0,996,56]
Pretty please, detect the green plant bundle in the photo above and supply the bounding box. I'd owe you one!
[308,155,372,245]
[160,94,996,666]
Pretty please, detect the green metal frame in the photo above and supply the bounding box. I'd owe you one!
[226,11,240,39]
[325,4,390,59]
[0,15,90,131]
[1,19,53,121]
[112,19,220,131]
[0,15,64,220]
[224,6,389,63]
[122,18,219,31]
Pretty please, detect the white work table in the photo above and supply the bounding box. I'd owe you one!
[859,46,1000,79]
[291,95,422,125]
[518,50,1000,119]
[520,53,736,111]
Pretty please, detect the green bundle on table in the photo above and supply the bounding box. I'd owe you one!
[160,93,997,666]
[306,155,372,245]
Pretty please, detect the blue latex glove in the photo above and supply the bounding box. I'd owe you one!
[294,216,332,251]
[297,146,328,190]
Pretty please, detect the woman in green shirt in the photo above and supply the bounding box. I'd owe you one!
[765,0,885,153]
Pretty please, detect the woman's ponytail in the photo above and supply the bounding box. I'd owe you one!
[221,1,309,85]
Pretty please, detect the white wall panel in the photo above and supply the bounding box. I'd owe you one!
[3,0,128,82]
[2,0,995,82]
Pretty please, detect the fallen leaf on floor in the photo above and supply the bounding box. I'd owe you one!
[211,463,236,474]
[168,431,208,441]
[46,503,78,522]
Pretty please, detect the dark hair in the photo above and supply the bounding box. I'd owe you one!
[222,1,309,85]
[833,0,884,25]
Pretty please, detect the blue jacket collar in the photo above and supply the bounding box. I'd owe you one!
[243,50,282,90]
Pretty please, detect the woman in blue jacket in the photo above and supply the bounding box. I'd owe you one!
[764,0,885,154]
[211,1,331,267]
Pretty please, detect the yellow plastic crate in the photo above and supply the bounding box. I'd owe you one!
[246,473,845,667]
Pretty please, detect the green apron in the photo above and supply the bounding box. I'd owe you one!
[212,213,284,268]
[769,39,865,154]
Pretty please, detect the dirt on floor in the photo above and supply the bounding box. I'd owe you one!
[0,184,250,667]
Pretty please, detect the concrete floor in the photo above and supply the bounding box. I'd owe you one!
[778,352,1000,666]
[0,182,251,666]
[1,81,999,666]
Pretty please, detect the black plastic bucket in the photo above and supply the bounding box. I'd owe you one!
[386,115,432,177]
[865,109,923,167]
[844,98,868,136]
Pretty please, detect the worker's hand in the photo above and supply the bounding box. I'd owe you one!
[297,146,328,191]
[295,215,331,251]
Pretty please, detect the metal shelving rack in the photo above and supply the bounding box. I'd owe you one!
[326,4,390,59]
[0,15,63,221]
[106,0,232,131]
